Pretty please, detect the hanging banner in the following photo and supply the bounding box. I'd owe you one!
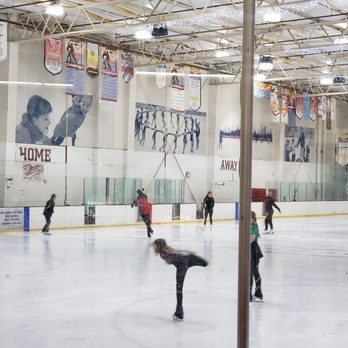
[64,40,86,95]
[281,88,288,123]
[0,22,7,62]
[270,91,280,123]
[296,95,304,119]
[189,67,202,111]
[254,82,271,99]
[44,38,63,76]
[317,96,326,120]
[101,47,118,101]
[121,51,134,83]
[86,42,99,78]
[303,95,311,120]
[156,65,166,88]
[170,65,185,111]
[331,98,336,120]
[287,90,296,128]
[310,97,317,121]
[338,134,348,166]
[326,97,332,130]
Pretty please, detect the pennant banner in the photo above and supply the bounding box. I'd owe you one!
[296,96,304,119]
[310,97,317,121]
[270,91,280,123]
[64,40,86,95]
[44,38,63,76]
[189,67,201,111]
[156,65,166,88]
[254,82,270,99]
[101,47,118,101]
[121,51,134,83]
[170,65,185,111]
[0,22,7,62]
[86,42,99,78]
[338,134,348,166]
[281,88,288,123]
[303,95,311,120]
[287,90,296,128]
[326,97,332,130]
[317,96,326,120]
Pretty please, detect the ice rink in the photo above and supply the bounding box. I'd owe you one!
[1,215,348,348]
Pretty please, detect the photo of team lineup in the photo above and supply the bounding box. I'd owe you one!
[134,102,206,155]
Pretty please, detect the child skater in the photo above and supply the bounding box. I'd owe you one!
[263,191,281,234]
[250,211,263,302]
[152,238,208,321]
[131,189,154,238]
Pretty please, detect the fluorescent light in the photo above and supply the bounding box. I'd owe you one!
[263,12,282,23]
[215,50,230,58]
[219,38,229,45]
[0,81,73,87]
[259,62,273,71]
[322,67,331,74]
[136,71,233,78]
[134,30,152,40]
[335,22,348,29]
[264,42,274,47]
[254,73,266,81]
[334,37,348,44]
[45,1,64,16]
[320,77,333,85]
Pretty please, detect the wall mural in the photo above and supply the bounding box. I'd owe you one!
[284,125,315,163]
[134,102,206,155]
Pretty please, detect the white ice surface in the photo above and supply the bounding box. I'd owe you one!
[0,216,348,348]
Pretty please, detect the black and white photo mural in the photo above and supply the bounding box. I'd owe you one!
[134,102,206,155]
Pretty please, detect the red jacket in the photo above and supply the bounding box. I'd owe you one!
[132,195,152,215]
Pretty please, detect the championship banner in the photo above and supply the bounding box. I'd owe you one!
[303,95,311,120]
[170,64,185,111]
[296,95,304,119]
[310,97,317,121]
[156,65,166,88]
[0,22,7,62]
[101,47,118,101]
[326,97,332,130]
[287,90,296,128]
[64,40,86,95]
[317,96,326,120]
[338,134,348,166]
[189,67,201,111]
[281,88,288,123]
[270,91,280,123]
[121,51,134,83]
[254,82,270,99]
[44,38,63,76]
[86,42,99,78]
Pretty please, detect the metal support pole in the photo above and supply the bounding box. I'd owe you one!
[237,1,255,348]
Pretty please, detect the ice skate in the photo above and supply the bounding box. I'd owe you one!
[263,230,269,235]
[172,313,184,321]
[173,305,184,321]
[253,290,263,302]
[270,229,274,234]
[43,231,51,236]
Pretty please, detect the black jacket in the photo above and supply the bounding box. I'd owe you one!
[203,196,215,211]
[43,199,55,217]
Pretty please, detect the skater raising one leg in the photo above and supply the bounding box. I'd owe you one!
[152,238,208,321]
[131,189,154,238]
[263,191,281,234]
[250,211,264,302]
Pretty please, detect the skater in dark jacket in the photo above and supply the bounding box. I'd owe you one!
[42,194,56,235]
[131,189,154,237]
[203,191,215,226]
[263,192,281,234]
[152,238,208,321]
[250,211,263,302]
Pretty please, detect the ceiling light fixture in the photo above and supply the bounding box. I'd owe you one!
[263,11,282,23]
[134,29,152,40]
[136,71,234,79]
[215,50,230,58]
[45,1,64,16]
[320,77,333,85]
[254,73,266,81]
[334,37,348,45]
[335,22,348,30]
[258,55,273,71]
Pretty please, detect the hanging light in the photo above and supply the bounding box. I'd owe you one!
[134,29,152,40]
[258,55,273,71]
[263,11,282,23]
[320,77,333,85]
[46,1,64,16]
[334,37,348,45]
[215,50,230,58]
[254,73,266,81]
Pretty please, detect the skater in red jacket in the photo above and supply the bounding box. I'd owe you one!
[132,189,153,237]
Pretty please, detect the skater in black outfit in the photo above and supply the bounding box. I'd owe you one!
[203,191,215,226]
[263,192,281,234]
[250,211,263,302]
[152,238,208,321]
[42,194,56,235]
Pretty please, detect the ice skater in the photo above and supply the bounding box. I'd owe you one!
[42,194,56,235]
[152,238,208,321]
[263,192,281,234]
[203,191,214,226]
[131,189,154,238]
[250,211,263,302]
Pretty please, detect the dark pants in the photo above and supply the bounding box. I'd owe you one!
[140,214,153,235]
[174,254,208,319]
[42,214,52,232]
[250,260,262,300]
[204,208,213,225]
[265,211,273,230]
